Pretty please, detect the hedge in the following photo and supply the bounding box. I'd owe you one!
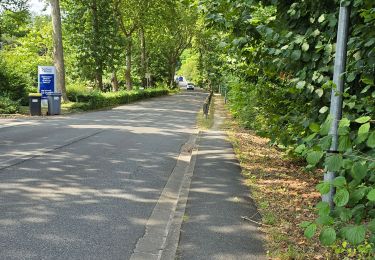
[68,88,169,111]
[0,96,20,114]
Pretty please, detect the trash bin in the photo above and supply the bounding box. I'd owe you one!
[29,93,42,116]
[47,92,62,115]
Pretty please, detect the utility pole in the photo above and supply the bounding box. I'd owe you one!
[323,3,350,210]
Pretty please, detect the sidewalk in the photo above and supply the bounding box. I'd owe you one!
[177,96,265,259]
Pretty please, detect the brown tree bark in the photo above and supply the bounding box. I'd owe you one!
[111,71,119,91]
[125,38,132,90]
[91,0,103,91]
[50,0,68,101]
[140,26,146,88]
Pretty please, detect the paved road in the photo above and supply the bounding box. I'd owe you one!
[0,91,206,260]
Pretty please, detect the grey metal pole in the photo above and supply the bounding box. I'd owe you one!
[323,4,350,210]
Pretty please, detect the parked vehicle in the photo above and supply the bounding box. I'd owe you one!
[186,83,195,90]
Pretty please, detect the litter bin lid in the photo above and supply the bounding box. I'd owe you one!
[29,93,42,97]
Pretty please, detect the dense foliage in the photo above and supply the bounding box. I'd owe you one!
[0,0,196,106]
[195,0,375,255]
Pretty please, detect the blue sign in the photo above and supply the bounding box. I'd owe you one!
[178,76,184,82]
[38,66,56,99]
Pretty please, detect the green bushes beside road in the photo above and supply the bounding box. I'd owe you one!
[68,88,170,111]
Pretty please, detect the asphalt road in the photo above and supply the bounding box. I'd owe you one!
[0,91,206,260]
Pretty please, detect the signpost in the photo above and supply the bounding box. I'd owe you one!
[145,73,151,88]
[38,66,56,106]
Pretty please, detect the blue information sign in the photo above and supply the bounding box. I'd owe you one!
[38,66,56,99]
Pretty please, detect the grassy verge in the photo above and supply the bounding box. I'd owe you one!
[197,96,215,129]
[220,102,329,259]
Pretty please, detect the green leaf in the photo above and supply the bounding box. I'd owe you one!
[318,14,325,23]
[317,215,334,225]
[358,123,370,135]
[309,122,320,133]
[339,118,351,128]
[307,151,323,166]
[316,202,330,216]
[291,50,302,61]
[367,189,375,201]
[351,162,367,180]
[319,227,336,246]
[300,221,312,228]
[350,187,367,204]
[338,135,352,151]
[333,176,346,188]
[355,116,371,124]
[317,181,331,195]
[344,225,366,245]
[334,189,349,207]
[368,219,375,233]
[304,223,317,239]
[338,118,350,136]
[315,88,324,97]
[320,115,333,136]
[295,144,305,154]
[296,81,306,89]
[355,133,368,144]
[338,207,352,222]
[367,132,375,148]
[319,136,332,150]
[304,133,317,142]
[325,154,343,172]
[319,106,329,114]
[302,42,309,51]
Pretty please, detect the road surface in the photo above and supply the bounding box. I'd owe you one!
[0,91,206,260]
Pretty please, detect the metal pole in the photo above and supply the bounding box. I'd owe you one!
[323,4,350,210]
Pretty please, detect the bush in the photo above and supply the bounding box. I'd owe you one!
[0,64,28,104]
[0,96,20,114]
[66,82,92,102]
[67,87,169,111]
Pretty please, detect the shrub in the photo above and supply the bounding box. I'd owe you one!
[68,87,169,111]
[0,63,28,104]
[0,96,20,114]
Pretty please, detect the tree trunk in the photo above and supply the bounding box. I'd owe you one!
[50,0,68,102]
[140,27,146,88]
[169,57,177,88]
[91,0,103,91]
[111,71,119,91]
[125,38,132,90]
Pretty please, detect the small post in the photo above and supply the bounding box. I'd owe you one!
[323,3,350,210]
[203,103,208,119]
[224,87,228,104]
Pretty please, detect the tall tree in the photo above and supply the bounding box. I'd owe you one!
[50,0,68,101]
[113,0,144,90]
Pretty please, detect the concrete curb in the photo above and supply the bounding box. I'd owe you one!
[130,131,199,260]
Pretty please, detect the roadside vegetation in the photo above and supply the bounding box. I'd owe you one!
[179,0,374,258]
[0,0,195,114]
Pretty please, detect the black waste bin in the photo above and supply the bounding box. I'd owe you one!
[29,93,42,116]
[47,93,62,115]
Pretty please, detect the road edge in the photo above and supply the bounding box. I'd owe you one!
[130,131,199,260]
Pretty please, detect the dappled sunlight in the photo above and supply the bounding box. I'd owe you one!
[0,92,209,258]
[227,121,326,256]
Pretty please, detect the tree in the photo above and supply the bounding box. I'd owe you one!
[62,0,118,90]
[50,0,68,101]
[113,0,145,90]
